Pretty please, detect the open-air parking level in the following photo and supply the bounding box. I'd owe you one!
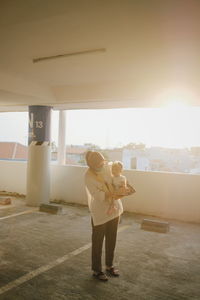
[1,1,200,299]
[0,197,199,300]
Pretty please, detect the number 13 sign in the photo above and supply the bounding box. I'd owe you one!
[28,106,51,145]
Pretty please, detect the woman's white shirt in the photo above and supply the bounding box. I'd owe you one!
[85,170,123,226]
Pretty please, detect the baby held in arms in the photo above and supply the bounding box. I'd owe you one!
[107,161,135,215]
[112,161,127,195]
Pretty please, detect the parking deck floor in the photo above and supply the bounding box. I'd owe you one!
[0,198,200,300]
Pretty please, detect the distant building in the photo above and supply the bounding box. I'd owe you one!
[122,148,149,171]
[0,142,87,164]
[1,141,200,174]
[52,145,88,165]
[102,149,123,163]
[0,142,28,160]
[65,145,87,165]
[121,146,194,173]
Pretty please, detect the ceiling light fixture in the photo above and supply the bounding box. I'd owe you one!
[32,48,106,63]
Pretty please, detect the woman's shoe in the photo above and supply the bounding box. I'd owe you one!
[93,271,108,281]
[106,267,120,277]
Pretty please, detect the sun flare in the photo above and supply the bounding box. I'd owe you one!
[165,99,189,110]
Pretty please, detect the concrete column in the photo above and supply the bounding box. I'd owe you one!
[26,105,52,207]
[57,110,66,165]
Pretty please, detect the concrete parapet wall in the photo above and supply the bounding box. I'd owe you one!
[0,160,200,223]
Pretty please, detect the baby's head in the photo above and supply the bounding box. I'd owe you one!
[112,161,123,177]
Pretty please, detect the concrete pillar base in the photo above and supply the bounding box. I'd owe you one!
[26,144,51,207]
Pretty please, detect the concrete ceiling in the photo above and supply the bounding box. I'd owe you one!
[0,0,200,110]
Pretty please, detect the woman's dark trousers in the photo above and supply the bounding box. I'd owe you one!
[91,216,119,272]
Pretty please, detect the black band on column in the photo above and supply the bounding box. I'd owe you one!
[28,106,51,145]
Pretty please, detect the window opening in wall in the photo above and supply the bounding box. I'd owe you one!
[60,107,200,174]
[1,107,200,174]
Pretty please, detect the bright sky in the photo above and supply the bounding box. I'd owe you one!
[1,106,200,149]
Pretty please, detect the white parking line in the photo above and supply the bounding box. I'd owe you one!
[0,208,38,220]
[118,225,130,233]
[0,224,131,295]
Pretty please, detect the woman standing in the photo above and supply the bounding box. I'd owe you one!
[85,151,123,281]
